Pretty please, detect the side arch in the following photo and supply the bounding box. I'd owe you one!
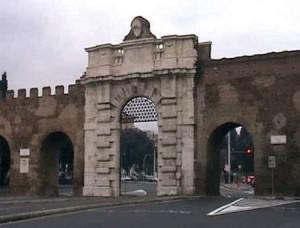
[0,135,10,187]
[205,122,255,195]
[39,131,74,196]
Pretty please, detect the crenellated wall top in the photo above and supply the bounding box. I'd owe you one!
[2,80,82,101]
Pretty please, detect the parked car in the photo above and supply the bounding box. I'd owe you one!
[144,175,158,182]
[241,176,247,183]
[246,175,255,186]
[121,175,132,181]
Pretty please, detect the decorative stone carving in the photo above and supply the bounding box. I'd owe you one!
[123,16,156,41]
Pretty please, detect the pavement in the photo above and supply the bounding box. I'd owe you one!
[0,183,299,224]
[221,182,253,192]
[0,192,196,224]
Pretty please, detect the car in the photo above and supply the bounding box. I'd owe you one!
[246,175,255,185]
[121,175,132,181]
[241,176,247,183]
[144,175,158,182]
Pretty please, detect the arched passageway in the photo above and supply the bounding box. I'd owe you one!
[40,132,74,196]
[0,136,10,189]
[119,96,158,196]
[206,122,254,196]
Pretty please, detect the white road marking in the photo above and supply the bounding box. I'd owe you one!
[213,205,253,215]
[207,198,244,216]
[208,198,300,216]
[95,209,192,215]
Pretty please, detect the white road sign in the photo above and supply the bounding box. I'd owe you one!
[268,156,276,168]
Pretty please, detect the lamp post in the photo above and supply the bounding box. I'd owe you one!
[227,131,231,184]
[0,156,2,185]
[142,154,153,177]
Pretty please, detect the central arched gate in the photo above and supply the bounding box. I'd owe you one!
[81,17,198,197]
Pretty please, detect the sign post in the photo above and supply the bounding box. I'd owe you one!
[268,155,276,197]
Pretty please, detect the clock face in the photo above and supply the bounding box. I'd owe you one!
[131,18,142,38]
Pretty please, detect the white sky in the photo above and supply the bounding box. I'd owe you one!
[1,0,300,90]
[135,122,158,133]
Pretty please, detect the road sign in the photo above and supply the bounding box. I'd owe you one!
[268,156,276,168]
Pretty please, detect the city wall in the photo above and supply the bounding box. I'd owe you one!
[0,82,84,195]
[196,50,300,196]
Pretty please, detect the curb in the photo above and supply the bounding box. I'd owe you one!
[220,184,251,192]
[0,196,200,224]
[253,196,300,201]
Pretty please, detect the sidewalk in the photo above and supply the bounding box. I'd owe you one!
[1,190,299,223]
[0,194,190,224]
[221,183,252,192]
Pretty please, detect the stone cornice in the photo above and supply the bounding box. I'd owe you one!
[85,34,198,52]
[81,68,196,85]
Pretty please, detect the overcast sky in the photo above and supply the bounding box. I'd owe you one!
[1,0,300,91]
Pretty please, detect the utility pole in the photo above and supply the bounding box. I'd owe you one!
[152,132,157,178]
[227,131,231,184]
[0,156,2,185]
[153,146,156,177]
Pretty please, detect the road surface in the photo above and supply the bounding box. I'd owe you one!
[1,197,300,228]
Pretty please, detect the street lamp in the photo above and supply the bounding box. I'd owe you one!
[227,131,231,184]
[142,154,153,177]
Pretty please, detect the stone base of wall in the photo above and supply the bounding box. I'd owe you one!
[157,186,178,196]
[83,186,112,197]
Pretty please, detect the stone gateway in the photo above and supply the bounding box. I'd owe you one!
[0,17,300,197]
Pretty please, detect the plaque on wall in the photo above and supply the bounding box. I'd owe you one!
[20,158,29,173]
[270,135,287,145]
[20,148,30,156]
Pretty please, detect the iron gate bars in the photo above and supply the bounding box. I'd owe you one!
[121,97,157,123]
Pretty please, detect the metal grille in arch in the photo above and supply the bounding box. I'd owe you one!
[121,97,158,123]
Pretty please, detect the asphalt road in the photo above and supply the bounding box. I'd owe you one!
[1,198,300,228]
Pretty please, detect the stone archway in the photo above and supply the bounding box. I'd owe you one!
[0,136,10,188]
[205,122,255,196]
[39,132,74,196]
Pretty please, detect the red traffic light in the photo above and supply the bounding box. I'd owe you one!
[245,148,252,154]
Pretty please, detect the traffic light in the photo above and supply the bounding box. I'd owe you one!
[245,147,252,154]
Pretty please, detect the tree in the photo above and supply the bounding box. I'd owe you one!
[120,128,154,174]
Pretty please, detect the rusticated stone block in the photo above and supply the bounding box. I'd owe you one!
[96,167,110,174]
